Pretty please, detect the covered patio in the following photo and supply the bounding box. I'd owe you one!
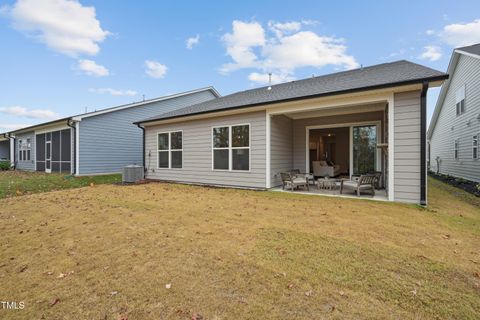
[267,92,392,202]
[271,182,388,201]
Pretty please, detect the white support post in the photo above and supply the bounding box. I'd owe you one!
[349,126,353,179]
[388,94,395,201]
[9,137,15,166]
[75,121,80,176]
[266,112,271,189]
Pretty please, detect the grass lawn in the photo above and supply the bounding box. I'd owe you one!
[0,177,479,319]
[0,171,121,199]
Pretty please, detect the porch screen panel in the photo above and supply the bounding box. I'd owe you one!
[36,162,45,171]
[52,162,60,172]
[60,129,71,172]
[52,131,60,161]
[61,162,71,173]
[61,130,71,161]
[51,131,61,172]
[36,133,46,171]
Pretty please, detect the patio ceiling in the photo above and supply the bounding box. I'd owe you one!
[281,101,387,120]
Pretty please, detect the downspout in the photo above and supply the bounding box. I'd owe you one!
[6,133,16,170]
[136,124,146,174]
[420,81,428,206]
[67,119,76,175]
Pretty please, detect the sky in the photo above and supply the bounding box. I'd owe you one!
[1,0,480,132]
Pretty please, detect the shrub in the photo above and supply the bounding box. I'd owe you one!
[0,160,11,171]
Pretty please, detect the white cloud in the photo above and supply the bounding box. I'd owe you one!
[425,29,435,36]
[220,20,358,82]
[301,19,319,26]
[248,72,294,85]
[88,88,137,96]
[77,59,109,77]
[186,34,200,49]
[263,31,358,73]
[220,20,266,73]
[0,106,58,119]
[440,19,480,47]
[419,46,442,61]
[7,0,110,57]
[145,60,167,79]
[268,20,301,38]
[0,123,30,132]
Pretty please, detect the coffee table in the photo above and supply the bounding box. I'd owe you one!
[316,177,339,190]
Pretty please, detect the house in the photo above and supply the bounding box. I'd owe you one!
[135,60,447,204]
[0,134,11,161]
[428,43,480,182]
[4,87,219,175]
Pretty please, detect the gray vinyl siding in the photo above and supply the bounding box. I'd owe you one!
[144,111,266,188]
[292,111,384,172]
[270,115,293,187]
[429,54,480,182]
[393,90,422,203]
[15,131,35,171]
[0,141,9,160]
[78,90,216,175]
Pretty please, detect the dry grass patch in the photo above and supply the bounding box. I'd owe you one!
[0,178,479,319]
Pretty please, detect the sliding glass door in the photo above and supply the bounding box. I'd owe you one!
[352,125,377,175]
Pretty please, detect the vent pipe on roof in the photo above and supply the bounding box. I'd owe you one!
[267,73,272,91]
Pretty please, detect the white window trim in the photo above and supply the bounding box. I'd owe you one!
[212,123,251,172]
[454,139,459,160]
[455,84,466,116]
[473,135,478,160]
[305,120,382,177]
[26,138,31,161]
[18,139,23,161]
[18,138,32,162]
[456,99,465,116]
[156,130,183,170]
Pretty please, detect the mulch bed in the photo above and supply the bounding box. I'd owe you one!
[429,172,480,197]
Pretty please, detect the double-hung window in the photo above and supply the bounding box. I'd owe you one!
[454,139,459,160]
[157,131,183,169]
[26,138,31,161]
[212,124,250,171]
[473,135,478,159]
[455,85,466,116]
[18,138,31,161]
[18,139,23,161]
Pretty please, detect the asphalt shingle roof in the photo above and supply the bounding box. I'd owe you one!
[138,60,447,124]
[457,43,480,56]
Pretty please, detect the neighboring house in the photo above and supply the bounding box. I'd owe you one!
[5,87,219,175]
[428,43,480,182]
[0,134,11,161]
[135,60,447,204]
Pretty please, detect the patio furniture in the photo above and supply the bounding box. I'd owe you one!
[312,161,341,178]
[305,173,315,185]
[280,172,309,191]
[317,177,338,190]
[340,174,377,196]
[373,171,383,189]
